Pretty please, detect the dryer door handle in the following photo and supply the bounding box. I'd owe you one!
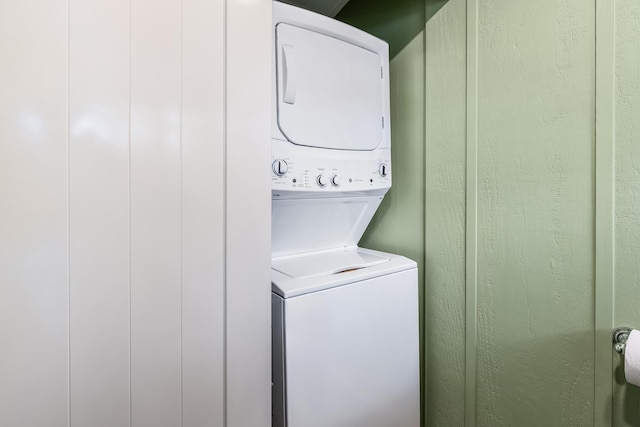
[282,44,296,104]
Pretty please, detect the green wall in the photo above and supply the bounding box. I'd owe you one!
[474,0,595,424]
[423,1,467,425]
[340,0,640,426]
[613,1,640,425]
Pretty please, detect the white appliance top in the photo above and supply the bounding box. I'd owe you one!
[272,247,417,298]
[273,247,389,278]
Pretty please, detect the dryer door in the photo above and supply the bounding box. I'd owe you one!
[275,24,384,151]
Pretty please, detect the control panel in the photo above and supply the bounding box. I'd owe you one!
[271,151,391,198]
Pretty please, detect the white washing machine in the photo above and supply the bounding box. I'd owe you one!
[271,3,420,426]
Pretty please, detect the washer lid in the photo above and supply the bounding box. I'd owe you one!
[273,248,389,279]
[271,248,417,298]
[275,23,384,151]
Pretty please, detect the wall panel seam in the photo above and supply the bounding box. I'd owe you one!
[222,0,228,425]
[128,0,133,424]
[179,0,184,425]
[465,0,478,426]
[422,11,428,426]
[594,0,616,425]
[67,0,71,423]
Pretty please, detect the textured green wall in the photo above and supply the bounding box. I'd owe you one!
[424,0,466,425]
[474,0,595,424]
[340,0,640,426]
[613,1,640,425]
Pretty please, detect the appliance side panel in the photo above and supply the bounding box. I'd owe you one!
[272,294,287,427]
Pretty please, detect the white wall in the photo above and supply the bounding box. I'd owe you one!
[0,0,271,426]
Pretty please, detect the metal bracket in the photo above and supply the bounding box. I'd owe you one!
[614,327,632,354]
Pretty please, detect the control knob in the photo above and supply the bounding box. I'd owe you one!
[272,159,288,176]
[316,174,328,187]
[331,175,341,187]
[378,163,389,177]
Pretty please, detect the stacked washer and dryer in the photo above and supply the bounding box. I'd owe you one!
[270,3,420,426]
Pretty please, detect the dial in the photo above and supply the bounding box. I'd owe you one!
[378,163,389,177]
[316,174,328,187]
[272,159,288,176]
[330,175,341,187]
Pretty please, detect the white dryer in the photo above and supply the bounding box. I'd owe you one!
[271,3,420,426]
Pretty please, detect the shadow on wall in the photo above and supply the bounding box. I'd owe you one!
[336,0,448,58]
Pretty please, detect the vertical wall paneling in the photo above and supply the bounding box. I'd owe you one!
[613,1,640,425]
[130,0,182,424]
[390,33,426,422]
[225,0,272,425]
[423,0,467,425]
[181,0,226,425]
[595,0,616,425]
[68,0,131,424]
[0,1,69,425]
[475,0,595,425]
[339,0,640,425]
[4,0,273,425]
[465,0,478,425]
[389,35,426,354]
